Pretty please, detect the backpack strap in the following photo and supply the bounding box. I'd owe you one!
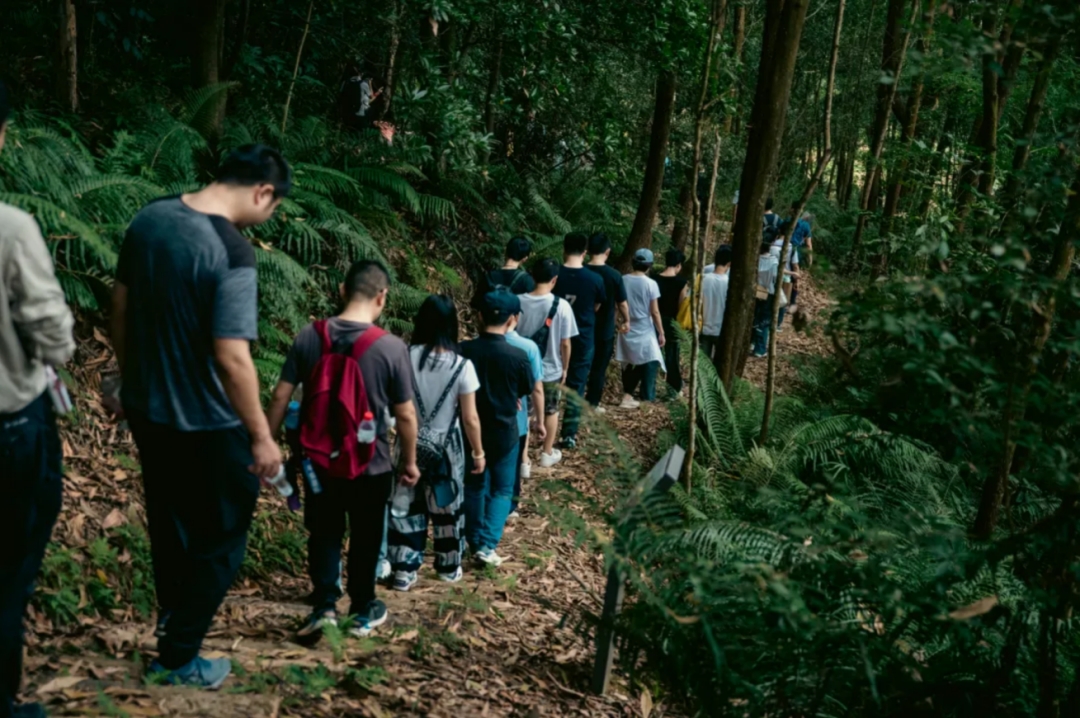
[546,295,560,323]
[314,319,333,354]
[414,355,467,425]
[350,326,387,362]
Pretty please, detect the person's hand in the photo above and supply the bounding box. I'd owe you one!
[471,456,486,475]
[517,399,523,412]
[400,461,421,487]
[619,323,630,334]
[532,418,547,441]
[250,435,283,481]
[658,333,667,348]
[560,372,568,386]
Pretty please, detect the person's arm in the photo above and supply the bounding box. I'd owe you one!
[394,399,420,485]
[531,380,546,441]
[459,392,486,475]
[650,299,666,347]
[805,236,814,267]
[617,300,630,333]
[110,282,128,373]
[266,380,295,439]
[559,338,571,385]
[214,338,281,479]
[7,214,76,367]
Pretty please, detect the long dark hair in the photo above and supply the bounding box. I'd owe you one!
[411,294,460,371]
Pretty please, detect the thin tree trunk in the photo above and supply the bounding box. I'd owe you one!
[192,0,228,138]
[682,0,727,491]
[704,132,723,256]
[1001,33,1060,204]
[850,0,920,261]
[57,0,78,113]
[973,158,1080,538]
[379,0,401,121]
[672,169,696,253]
[617,71,679,272]
[223,0,250,79]
[281,0,316,135]
[715,0,811,390]
[872,0,939,277]
[760,0,843,445]
[726,4,748,136]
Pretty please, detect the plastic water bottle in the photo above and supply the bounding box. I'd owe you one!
[301,458,323,495]
[284,400,301,430]
[266,465,293,498]
[357,411,377,444]
[390,482,414,518]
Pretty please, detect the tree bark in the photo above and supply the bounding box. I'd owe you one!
[381,0,401,121]
[192,0,228,137]
[850,0,919,261]
[972,157,1080,539]
[617,71,679,273]
[715,0,812,390]
[726,4,748,136]
[223,0,250,79]
[1001,33,1060,206]
[671,168,696,253]
[872,0,939,278]
[760,0,843,444]
[57,0,78,113]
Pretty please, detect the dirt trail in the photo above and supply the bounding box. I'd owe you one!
[22,364,675,718]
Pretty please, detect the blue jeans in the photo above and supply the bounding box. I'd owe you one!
[1,394,63,715]
[752,297,774,356]
[464,444,520,553]
[562,335,595,440]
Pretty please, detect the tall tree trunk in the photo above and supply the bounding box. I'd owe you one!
[850,0,919,262]
[726,4,748,136]
[671,168,696,253]
[192,0,228,138]
[57,0,78,113]
[682,0,727,490]
[872,0,939,277]
[381,0,401,120]
[760,0,844,444]
[223,0,250,79]
[281,0,316,134]
[715,0,811,390]
[617,70,679,272]
[972,156,1080,539]
[1001,33,1060,205]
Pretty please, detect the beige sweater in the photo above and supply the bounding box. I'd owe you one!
[0,201,75,414]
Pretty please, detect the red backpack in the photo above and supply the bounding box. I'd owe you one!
[299,320,387,479]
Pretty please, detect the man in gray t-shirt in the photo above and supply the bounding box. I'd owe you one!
[111,144,291,689]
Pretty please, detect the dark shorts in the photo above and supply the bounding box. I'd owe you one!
[542,383,563,416]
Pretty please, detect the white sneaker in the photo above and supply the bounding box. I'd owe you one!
[508,510,521,519]
[520,462,532,479]
[475,549,505,567]
[376,559,391,581]
[438,566,464,583]
[539,449,563,468]
[595,406,607,414]
[619,396,641,410]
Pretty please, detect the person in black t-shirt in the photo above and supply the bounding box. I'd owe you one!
[584,233,628,410]
[653,249,689,394]
[552,232,606,449]
[471,236,536,314]
[460,290,534,568]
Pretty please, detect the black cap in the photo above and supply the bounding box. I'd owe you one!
[480,288,521,325]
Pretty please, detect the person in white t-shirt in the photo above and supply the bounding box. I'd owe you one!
[700,245,732,367]
[752,239,781,357]
[516,259,578,468]
[616,249,665,409]
[388,295,484,590]
[770,224,799,330]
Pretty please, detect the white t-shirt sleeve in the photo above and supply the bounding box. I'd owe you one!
[561,302,580,339]
[649,279,661,302]
[458,358,480,395]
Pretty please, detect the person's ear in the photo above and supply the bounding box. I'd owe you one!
[339,283,346,300]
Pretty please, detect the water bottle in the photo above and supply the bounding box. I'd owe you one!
[390,482,414,518]
[357,411,377,444]
[284,401,301,430]
[266,465,293,498]
[301,458,323,495]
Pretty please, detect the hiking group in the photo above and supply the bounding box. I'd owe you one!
[0,87,816,714]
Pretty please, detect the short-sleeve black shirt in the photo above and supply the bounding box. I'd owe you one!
[586,263,628,340]
[459,333,534,460]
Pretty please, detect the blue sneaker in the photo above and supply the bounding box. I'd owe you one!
[149,656,231,690]
[349,600,389,637]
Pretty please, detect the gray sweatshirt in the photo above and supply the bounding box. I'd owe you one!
[0,201,76,414]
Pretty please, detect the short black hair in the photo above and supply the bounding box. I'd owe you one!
[588,233,611,255]
[505,236,532,261]
[777,220,794,238]
[665,248,685,267]
[564,232,589,256]
[0,80,10,127]
[216,144,292,198]
[345,259,391,300]
[531,258,560,284]
[759,240,774,256]
[765,197,774,211]
[713,245,733,267]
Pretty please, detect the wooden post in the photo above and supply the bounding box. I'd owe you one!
[592,445,685,695]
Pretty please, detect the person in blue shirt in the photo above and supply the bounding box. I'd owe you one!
[786,205,813,321]
[504,318,545,518]
[552,233,606,450]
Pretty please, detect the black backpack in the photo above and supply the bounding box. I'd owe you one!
[529,296,561,359]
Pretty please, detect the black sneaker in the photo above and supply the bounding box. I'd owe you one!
[349,600,388,637]
[295,609,337,645]
[155,610,172,639]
